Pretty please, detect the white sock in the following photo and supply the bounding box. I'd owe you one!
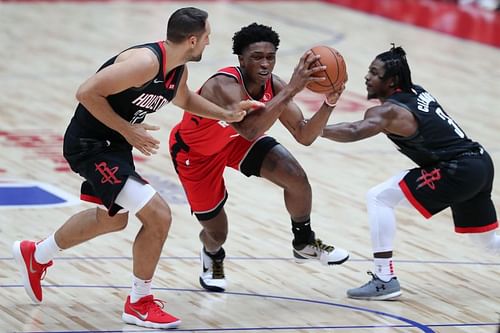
[130,275,152,303]
[373,258,395,282]
[34,234,61,264]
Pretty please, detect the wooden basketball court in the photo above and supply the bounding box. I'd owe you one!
[0,1,499,332]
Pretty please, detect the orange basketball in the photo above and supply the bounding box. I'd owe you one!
[305,45,348,94]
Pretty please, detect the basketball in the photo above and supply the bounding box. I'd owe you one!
[305,45,348,94]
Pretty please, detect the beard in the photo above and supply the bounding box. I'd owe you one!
[191,52,202,62]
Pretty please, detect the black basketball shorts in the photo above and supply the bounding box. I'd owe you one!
[399,150,498,233]
[63,133,144,216]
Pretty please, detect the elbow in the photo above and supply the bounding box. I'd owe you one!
[75,86,86,104]
[294,130,316,146]
[296,137,314,146]
[75,83,93,105]
[240,131,259,142]
[302,140,314,147]
[237,126,261,141]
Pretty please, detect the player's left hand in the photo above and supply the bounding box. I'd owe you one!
[325,84,345,107]
[226,100,265,122]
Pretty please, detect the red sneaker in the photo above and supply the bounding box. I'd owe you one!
[12,240,53,303]
[122,295,181,329]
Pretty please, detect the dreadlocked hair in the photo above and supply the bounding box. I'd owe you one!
[376,44,413,93]
[232,23,280,55]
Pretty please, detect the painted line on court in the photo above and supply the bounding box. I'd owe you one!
[2,284,436,332]
[1,255,498,266]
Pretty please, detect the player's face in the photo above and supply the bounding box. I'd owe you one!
[239,42,276,85]
[191,21,211,62]
[365,58,392,100]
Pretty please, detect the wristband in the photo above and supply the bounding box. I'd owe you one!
[324,100,337,108]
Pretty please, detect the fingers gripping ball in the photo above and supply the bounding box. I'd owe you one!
[306,46,348,94]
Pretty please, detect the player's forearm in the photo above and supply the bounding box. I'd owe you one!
[321,123,362,142]
[183,92,230,121]
[76,90,131,136]
[295,102,334,146]
[234,86,296,140]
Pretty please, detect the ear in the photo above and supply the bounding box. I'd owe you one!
[188,35,197,48]
[389,77,398,88]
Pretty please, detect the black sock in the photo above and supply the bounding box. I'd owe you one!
[204,247,225,260]
[291,219,314,247]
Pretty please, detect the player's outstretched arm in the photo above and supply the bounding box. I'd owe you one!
[232,51,327,141]
[321,105,389,142]
[280,85,345,146]
[173,68,263,123]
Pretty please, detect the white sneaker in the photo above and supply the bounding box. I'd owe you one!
[199,247,227,292]
[293,238,349,266]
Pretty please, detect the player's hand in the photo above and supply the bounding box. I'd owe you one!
[124,123,160,156]
[225,100,265,123]
[325,84,345,107]
[288,51,326,94]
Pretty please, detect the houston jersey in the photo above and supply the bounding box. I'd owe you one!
[386,85,480,166]
[173,66,275,155]
[70,42,185,143]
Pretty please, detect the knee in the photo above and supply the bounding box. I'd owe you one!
[366,184,403,209]
[284,162,310,189]
[366,186,382,205]
[152,206,172,236]
[139,196,172,235]
[111,213,129,231]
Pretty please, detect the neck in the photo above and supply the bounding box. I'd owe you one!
[163,41,188,72]
[241,69,264,99]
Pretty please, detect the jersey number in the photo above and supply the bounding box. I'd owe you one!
[435,107,465,138]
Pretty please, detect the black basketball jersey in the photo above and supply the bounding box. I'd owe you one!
[70,41,185,143]
[386,85,480,167]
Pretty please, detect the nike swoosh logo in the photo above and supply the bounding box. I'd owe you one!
[29,256,37,274]
[153,79,163,84]
[130,308,148,321]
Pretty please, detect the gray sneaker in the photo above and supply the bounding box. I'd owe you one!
[347,272,402,300]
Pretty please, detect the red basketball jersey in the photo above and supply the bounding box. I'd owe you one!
[172,66,275,156]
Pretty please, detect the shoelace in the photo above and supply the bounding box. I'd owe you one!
[357,271,379,288]
[39,261,53,280]
[311,239,334,253]
[145,298,169,316]
[212,259,225,279]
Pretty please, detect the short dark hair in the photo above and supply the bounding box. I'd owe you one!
[376,44,413,93]
[167,7,208,43]
[232,23,280,55]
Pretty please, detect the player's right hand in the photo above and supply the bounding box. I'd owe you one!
[124,123,160,156]
[288,51,326,94]
[225,100,265,123]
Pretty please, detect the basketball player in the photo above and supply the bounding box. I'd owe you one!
[321,45,499,300]
[169,23,349,293]
[12,7,263,329]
